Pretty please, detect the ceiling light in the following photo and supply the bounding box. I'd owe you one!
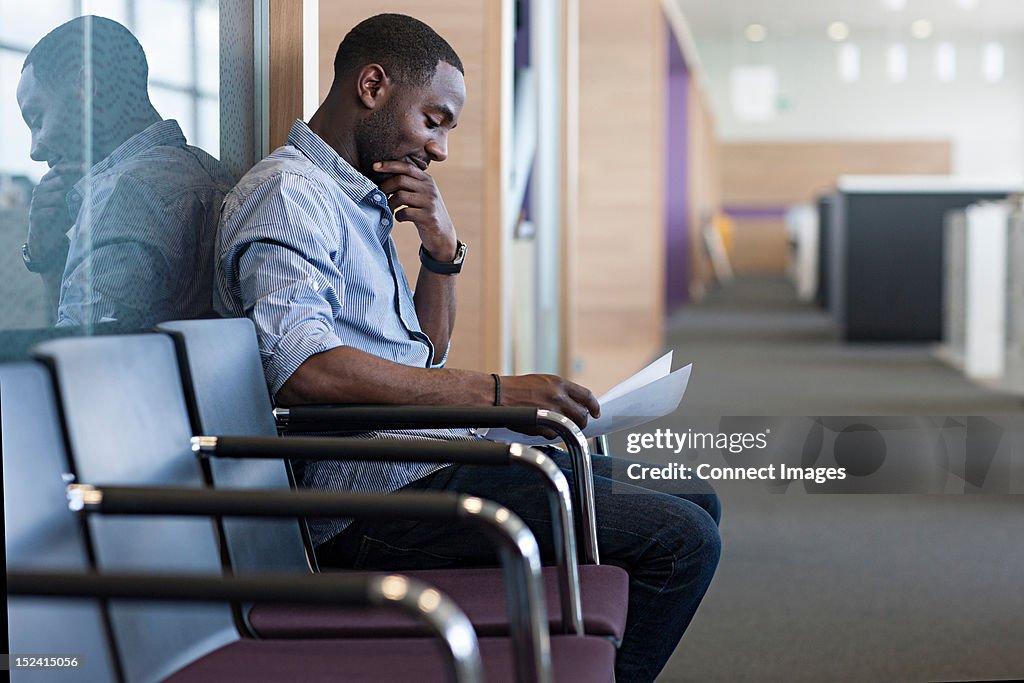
[838,43,861,82]
[887,43,908,82]
[982,41,1004,82]
[745,24,767,42]
[911,19,934,39]
[882,0,907,10]
[828,22,850,41]
[956,0,980,9]
[935,42,956,81]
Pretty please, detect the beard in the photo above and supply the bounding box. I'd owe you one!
[354,99,402,187]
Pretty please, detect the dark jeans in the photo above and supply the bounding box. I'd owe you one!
[317,450,722,683]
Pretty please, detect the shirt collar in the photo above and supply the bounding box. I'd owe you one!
[286,119,379,204]
[73,119,186,195]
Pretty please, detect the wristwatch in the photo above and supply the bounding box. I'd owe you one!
[21,242,64,274]
[419,240,467,275]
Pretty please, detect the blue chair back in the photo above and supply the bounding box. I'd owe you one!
[156,318,278,437]
[1,362,120,682]
[33,335,237,683]
[156,318,313,574]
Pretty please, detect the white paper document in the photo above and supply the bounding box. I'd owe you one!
[481,353,693,446]
[599,351,675,404]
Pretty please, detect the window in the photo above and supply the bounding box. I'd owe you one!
[0,0,222,334]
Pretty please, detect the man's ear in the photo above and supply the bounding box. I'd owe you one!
[357,64,392,110]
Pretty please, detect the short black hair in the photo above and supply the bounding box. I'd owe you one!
[333,14,464,89]
[23,15,149,94]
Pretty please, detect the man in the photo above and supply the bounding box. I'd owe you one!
[217,14,720,683]
[16,16,232,328]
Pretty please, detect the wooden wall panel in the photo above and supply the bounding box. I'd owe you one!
[559,0,580,378]
[571,1,666,393]
[729,218,790,273]
[721,140,952,273]
[318,2,503,372]
[687,77,720,299]
[722,140,952,206]
[268,0,304,150]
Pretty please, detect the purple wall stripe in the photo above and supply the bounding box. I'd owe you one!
[722,205,790,220]
[665,25,691,311]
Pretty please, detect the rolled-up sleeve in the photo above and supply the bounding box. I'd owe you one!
[57,176,174,327]
[217,171,346,396]
[429,341,451,368]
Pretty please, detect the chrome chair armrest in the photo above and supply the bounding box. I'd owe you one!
[10,570,483,683]
[69,484,553,683]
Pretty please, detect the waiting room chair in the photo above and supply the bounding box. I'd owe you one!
[1,362,484,683]
[157,318,600,565]
[32,334,617,682]
[2,362,120,682]
[156,317,628,645]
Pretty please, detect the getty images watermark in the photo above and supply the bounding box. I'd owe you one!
[610,416,1024,494]
[625,427,847,485]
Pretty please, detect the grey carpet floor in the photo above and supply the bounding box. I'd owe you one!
[609,277,1024,682]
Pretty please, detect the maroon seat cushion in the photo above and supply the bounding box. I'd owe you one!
[248,565,628,642]
[165,635,616,682]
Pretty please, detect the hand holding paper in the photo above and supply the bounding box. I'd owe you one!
[482,353,693,446]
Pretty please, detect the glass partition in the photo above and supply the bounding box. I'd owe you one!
[0,0,226,356]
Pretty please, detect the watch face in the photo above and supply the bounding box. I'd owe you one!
[22,243,40,272]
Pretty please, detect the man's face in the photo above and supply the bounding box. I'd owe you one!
[356,60,465,185]
[16,64,86,167]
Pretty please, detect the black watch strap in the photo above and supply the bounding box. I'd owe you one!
[419,240,467,275]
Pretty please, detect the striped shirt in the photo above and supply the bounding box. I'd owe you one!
[216,119,470,544]
[57,119,233,328]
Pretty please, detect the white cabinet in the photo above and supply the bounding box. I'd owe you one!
[963,203,1010,380]
[942,210,967,369]
[1005,211,1024,394]
[786,203,819,303]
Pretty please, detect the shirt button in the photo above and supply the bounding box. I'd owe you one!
[380,218,389,226]
[373,193,383,203]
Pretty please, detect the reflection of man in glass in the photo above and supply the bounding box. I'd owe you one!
[15,15,232,328]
